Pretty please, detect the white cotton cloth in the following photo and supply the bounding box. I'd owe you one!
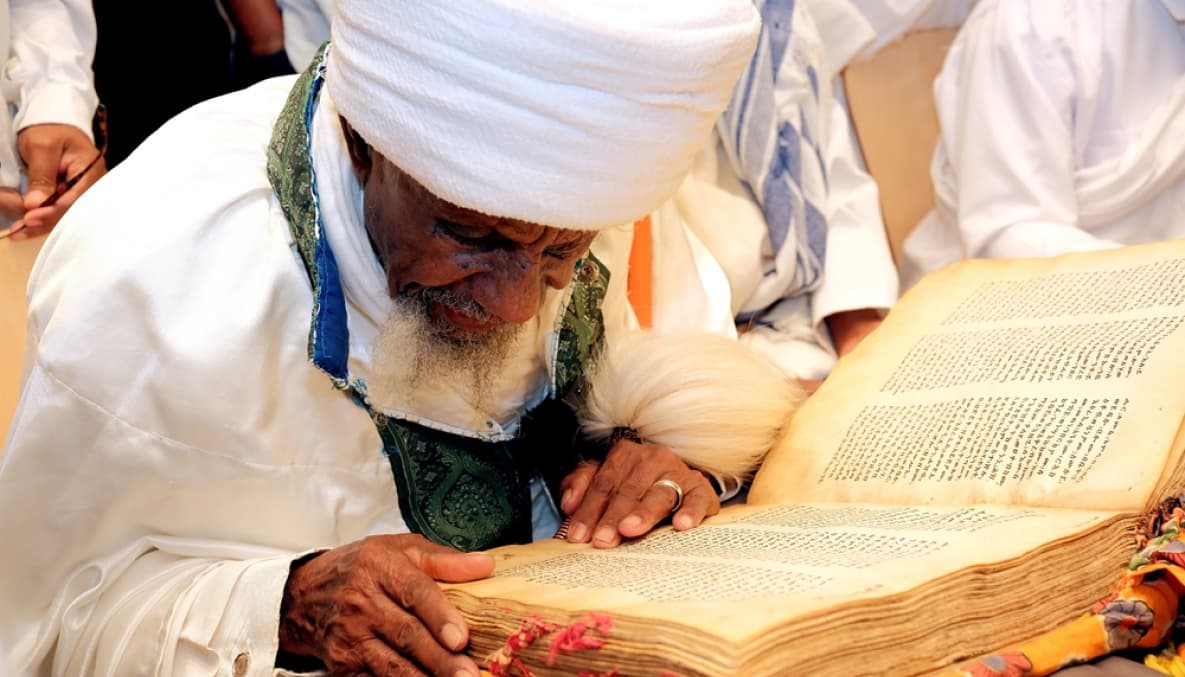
[326,0,760,231]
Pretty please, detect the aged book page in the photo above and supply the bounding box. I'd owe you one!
[447,502,1123,651]
[751,240,1185,511]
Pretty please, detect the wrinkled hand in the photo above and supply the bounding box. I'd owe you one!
[12,123,106,239]
[560,439,720,548]
[278,533,494,676]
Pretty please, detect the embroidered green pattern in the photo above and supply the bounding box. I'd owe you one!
[267,52,324,368]
[268,58,321,310]
[378,421,531,551]
[266,46,608,551]
[555,255,609,397]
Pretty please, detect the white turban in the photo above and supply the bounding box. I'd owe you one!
[327,0,760,231]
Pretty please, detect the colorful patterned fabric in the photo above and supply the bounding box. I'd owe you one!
[942,507,1185,677]
[267,44,609,551]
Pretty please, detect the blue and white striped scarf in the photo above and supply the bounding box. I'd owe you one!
[718,0,829,301]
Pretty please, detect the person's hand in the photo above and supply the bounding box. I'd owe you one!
[796,378,823,396]
[825,308,883,358]
[278,533,494,676]
[13,123,106,239]
[560,438,720,549]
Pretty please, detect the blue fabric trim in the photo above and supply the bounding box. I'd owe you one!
[302,66,350,381]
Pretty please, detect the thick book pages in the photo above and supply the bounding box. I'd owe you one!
[751,238,1185,513]
[449,239,1185,676]
[452,505,1132,676]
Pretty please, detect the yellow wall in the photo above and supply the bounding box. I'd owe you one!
[843,29,957,265]
[1,237,43,446]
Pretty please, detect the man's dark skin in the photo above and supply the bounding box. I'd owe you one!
[276,118,721,676]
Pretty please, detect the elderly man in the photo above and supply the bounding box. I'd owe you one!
[251,1,902,392]
[0,2,803,676]
[900,0,1185,289]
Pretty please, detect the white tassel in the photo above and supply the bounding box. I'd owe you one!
[579,331,804,479]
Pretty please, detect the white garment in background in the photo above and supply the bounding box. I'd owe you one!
[806,0,978,79]
[901,0,1185,289]
[647,0,899,381]
[0,76,633,677]
[276,0,333,71]
[0,0,97,191]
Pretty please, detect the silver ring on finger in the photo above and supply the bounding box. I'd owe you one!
[652,478,684,514]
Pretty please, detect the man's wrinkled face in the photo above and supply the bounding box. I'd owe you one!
[343,121,596,344]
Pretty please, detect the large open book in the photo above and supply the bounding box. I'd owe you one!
[446,240,1185,676]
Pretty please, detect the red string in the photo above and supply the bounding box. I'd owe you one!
[547,613,613,665]
[486,613,622,677]
[487,616,558,677]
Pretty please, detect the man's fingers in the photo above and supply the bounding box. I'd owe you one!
[616,477,686,539]
[17,204,62,231]
[369,598,481,677]
[377,543,486,656]
[589,470,663,548]
[403,543,495,583]
[672,484,718,531]
[8,222,53,241]
[19,145,62,209]
[355,634,430,676]
[558,461,598,514]
[565,460,625,544]
[18,123,100,209]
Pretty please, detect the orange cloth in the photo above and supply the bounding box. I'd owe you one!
[627,216,653,329]
[941,510,1185,677]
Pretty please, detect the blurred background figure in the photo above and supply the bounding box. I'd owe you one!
[90,0,295,171]
[901,0,1185,289]
[0,0,103,240]
[226,0,298,86]
[274,0,334,72]
[90,1,232,168]
[637,0,912,394]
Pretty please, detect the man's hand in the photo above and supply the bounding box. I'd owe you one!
[13,123,106,239]
[796,379,823,396]
[560,439,720,548]
[825,308,883,358]
[278,533,494,676]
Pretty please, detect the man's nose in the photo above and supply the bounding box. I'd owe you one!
[477,252,547,324]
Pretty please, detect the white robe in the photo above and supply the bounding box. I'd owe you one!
[901,0,1185,290]
[0,76,634,677]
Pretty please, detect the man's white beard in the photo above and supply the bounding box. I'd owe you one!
[365,292,525,418]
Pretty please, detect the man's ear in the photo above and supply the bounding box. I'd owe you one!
[339,115,372,185]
